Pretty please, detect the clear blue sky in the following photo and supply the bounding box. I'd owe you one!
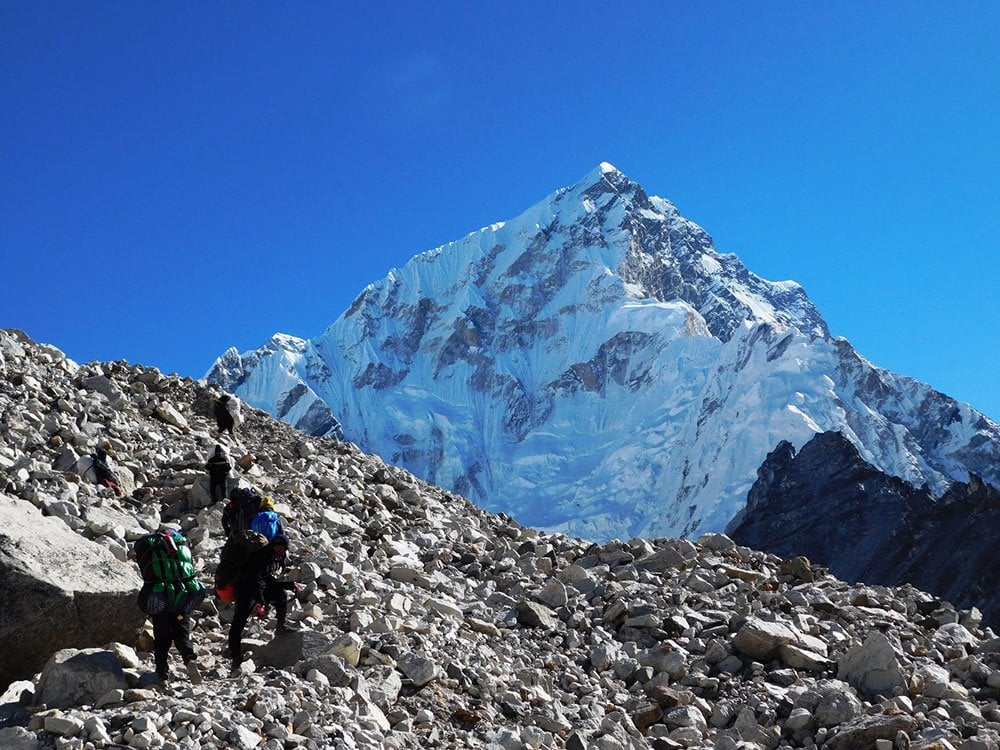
[2,3,998,419]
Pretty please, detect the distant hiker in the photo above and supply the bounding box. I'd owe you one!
[91,447,122,496]
[213,393,243,437]
[222,486,261,539]
[205,444,231,504]
[133,527,206,685]
[228,533,301,672]
[249,495,284,541]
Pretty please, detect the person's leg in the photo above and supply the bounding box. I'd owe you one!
[266,582,295,633]
[228,593,253,666]
[170,613,196,663]
[151,613,171,678]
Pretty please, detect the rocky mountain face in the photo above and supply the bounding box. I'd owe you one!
[207,164,1000,541]
[727,431,1000,628]
[3,330,1000,749]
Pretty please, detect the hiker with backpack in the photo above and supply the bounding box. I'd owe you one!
[213,393,243,437]
[227,533,301,673]
[205,444,231,504]
[222,486,261,539]
[91,446,122,496]
[249,495,284,541]
[133,527,206,685]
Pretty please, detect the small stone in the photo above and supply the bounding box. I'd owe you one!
[396,652,438,687]
[515,600,557,629]
[663,705,707,731]
[43,716,84,737]
[537,579,569,608]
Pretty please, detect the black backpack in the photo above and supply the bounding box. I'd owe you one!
[222,487,261,537]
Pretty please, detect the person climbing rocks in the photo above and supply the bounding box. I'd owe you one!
[91,446,122,496]
[213,393,243,437]
[222,486,262,539]
[249,495,284,541]
[205,444,231,504]
[228,533,301,673]
[133,527,206,685]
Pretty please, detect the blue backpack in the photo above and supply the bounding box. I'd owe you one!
[250,510,282,541]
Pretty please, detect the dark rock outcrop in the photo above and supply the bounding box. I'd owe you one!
[729,431,1000,625]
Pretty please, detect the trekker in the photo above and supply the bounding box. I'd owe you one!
[228,533,300,672]
[91,447,122,496]
[134,527,206,685]
[249,495,284,541]
[213,393,243,437]
[205,444,231,504]
[222,487,261,539]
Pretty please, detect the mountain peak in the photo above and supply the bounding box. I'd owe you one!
[209,167,1000,543]
[568,161,630,194]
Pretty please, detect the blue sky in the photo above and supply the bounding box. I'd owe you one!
[2,3,998,419]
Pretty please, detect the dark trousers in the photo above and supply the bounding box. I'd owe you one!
[228,582,288,663]
[209,477,227,504]
[151,611,195,675]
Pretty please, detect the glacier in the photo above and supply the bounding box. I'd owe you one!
[207,163,1000,541]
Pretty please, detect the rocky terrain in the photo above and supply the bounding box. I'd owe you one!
[727,431,1000,629]
[1,328,999,750]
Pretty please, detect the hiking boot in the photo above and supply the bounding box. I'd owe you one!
[185,660,203,685]
[276,621,300,635]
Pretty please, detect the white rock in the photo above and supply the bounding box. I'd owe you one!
[43,715,84,736]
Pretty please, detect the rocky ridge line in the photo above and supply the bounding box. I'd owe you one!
[728,431,1000,628]
[0,328,998,750]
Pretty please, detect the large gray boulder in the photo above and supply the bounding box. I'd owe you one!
[838,630,906,695]
[0,726,41,750]
[0,497,145,689]
[35,648,128,709]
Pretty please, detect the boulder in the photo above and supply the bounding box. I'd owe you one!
[825,715,919,750]
[253,629,335,670]
[634,546,687,572]
[81,505,147,540]
[515,600,557,629]
[187,475,215,509]
[396,652,438,687]
[35,648,128,709]
[0,497,144,689]
[0,726,41,750]
[154,402,188,430]
[328,631,364,667]
[734,617,825,662]
[838,631,906,695]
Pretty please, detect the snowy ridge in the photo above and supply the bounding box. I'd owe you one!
[208,164,1000,540]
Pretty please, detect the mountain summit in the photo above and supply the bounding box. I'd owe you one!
[208,165,1000,539]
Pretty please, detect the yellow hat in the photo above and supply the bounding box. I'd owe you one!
[260,495,275,510]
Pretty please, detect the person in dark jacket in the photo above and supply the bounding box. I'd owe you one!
[92,447,122,496]
[227,533,299,671]
[205,445,231,504]
[213,393,242,437]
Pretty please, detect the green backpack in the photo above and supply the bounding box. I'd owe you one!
[134,529,206,615]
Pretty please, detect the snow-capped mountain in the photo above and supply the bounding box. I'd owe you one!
[207,163,1000,540]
